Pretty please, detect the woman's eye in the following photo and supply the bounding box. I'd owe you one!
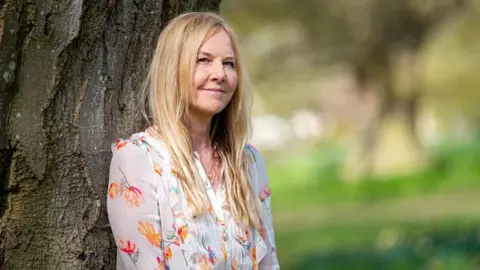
[197,58,210,64]
[224,61,235,68]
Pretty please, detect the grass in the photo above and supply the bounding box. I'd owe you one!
[273,191,480,269]
[265,138,480,269]
[276,221,480,269]
[266,138,480,210]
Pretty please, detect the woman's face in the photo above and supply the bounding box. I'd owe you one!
[191,29,238,117]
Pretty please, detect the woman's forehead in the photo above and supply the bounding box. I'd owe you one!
[198,30,235,57]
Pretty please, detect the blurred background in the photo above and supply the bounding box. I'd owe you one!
[220,0,480,269]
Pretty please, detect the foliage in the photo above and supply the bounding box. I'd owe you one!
[267,137,480,269]
[290,226,480,270]
[421,10,480,120]
[222,0,480,123]
[267,137,480,209]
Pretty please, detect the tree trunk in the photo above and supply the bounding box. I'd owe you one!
[343,60,427,181]
[0,0,220,269]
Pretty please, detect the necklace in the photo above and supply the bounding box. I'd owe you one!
[202,158,228,241]
[207,154,221,185]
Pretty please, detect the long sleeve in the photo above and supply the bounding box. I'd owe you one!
[107,140,164,269]
[251,146,281,270]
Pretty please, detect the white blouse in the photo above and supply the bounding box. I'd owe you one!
[107,131,280,269]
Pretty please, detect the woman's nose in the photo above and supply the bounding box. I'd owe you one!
[210,61,226,81]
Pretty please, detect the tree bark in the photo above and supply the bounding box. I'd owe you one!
[0,0,221,269]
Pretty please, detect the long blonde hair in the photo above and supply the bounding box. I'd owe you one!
[141,12,261,229]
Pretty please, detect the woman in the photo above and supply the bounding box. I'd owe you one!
[107,12,280,269]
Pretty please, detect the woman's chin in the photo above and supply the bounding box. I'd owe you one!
[192,103,228,118]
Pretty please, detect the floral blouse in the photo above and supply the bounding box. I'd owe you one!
[107,131,280,270]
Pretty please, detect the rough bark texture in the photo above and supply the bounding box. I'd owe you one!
[0,0,221,269]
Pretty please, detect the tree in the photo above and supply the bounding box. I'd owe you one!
[0,0,220,268]
[222,0,477,178]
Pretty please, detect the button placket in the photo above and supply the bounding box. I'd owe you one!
[193,156,233,268]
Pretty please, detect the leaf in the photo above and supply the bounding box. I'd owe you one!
[121,177,128,190]
[132,249,140,263]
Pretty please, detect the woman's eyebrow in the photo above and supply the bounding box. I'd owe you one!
[198,51,235,60]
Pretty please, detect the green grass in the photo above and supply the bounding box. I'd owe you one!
[266,138,480,211]
[265,138,480,269]
[276,221,480,269]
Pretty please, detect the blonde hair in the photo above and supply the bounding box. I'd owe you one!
[141,12,261,229]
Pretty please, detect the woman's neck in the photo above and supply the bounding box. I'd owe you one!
[189,112,221,189]
[189,113,212,153]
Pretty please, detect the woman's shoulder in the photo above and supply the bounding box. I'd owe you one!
[110,129,169,158]
[244,144,264,164]
[111,131,149,154]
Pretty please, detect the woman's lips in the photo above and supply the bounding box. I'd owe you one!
[201,88,225,92]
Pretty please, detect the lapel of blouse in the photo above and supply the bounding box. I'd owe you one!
[197,150,268,262]
[193,152,226,222]
[143,133,268,261]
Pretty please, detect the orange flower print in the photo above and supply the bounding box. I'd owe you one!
[124,186,143,207]
[154,164,163,176]
[165,224,188,246]
[115,139,128,150]
[155,256,164,270]
[231,259,238,270]
[259,185,271,202]
[137,221,161,248]
[108,182,122,199]
[221,245,227,261]
[165,246,172,260]
[252,247,258,270]
[200,255,211,270]
[178,225,188,242]
[259,224,266,241]
[171,168,178,177]
[118,239,136,254]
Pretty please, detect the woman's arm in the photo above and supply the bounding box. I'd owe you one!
[250,146,281,269]
[107,140,165,269]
